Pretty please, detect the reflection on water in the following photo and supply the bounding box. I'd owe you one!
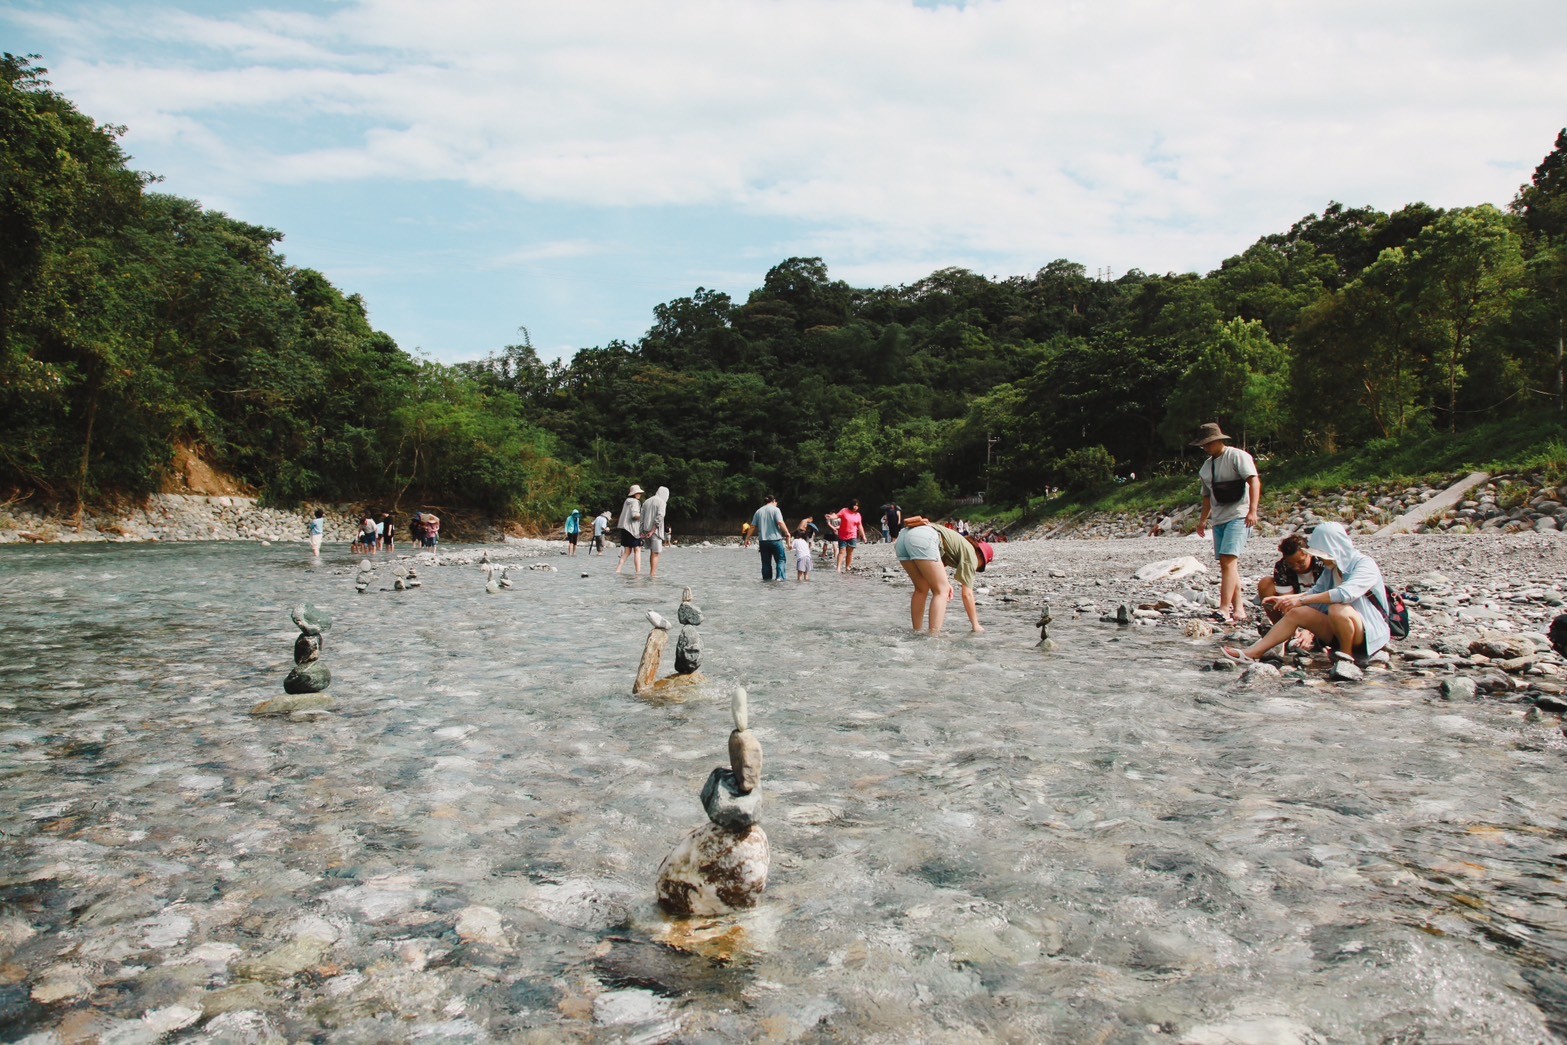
[1,542,1565,1041]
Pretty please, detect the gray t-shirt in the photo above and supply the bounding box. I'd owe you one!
[750,504,788,542]
[1199,446,1259,527]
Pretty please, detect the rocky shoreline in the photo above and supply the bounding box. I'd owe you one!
[859,529,1567,736]
[0,495,518,546]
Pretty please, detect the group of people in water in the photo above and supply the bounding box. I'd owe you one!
[308,508,441,558]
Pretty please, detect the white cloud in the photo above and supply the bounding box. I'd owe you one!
[17,0,1567,279]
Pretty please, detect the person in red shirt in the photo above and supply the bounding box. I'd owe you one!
[836,500,865,572]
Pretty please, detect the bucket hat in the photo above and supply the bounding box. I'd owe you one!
[1189,422,1232,447]
[628,484,644,496]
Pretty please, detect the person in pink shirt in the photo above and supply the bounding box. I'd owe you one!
[836,500,865,572]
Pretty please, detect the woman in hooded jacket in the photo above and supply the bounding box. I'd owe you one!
[640,486,670,579]
[1224,522,1390,666]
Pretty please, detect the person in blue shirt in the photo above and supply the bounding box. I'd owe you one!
[749,494,791,582]
[564,508,582,556]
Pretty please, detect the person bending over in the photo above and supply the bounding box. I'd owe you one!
[893,515,993,635]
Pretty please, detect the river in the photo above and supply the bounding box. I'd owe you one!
[1,541,1564,1041]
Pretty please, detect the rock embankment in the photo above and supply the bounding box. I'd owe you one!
[0,495,357,544]
[1017,471,1567,541]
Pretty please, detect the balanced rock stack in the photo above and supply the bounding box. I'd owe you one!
[252,604,334,717]
[633,591,705,697]
[354,560,373,593]
[656,686,770,915]
[676,586,702,674]
[1035,603,1055,651]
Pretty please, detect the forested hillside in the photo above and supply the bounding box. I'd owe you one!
[4,53,1564,529]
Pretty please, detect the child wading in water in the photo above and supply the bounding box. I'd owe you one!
[793,529,813,582]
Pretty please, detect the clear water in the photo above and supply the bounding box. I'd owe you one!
[1,542,1565,1042]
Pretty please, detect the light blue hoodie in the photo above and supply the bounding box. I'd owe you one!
[1305,522,1390,656]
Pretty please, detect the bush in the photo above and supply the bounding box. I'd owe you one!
[1052,445,1116,492]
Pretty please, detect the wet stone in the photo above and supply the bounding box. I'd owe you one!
[675,628,702,674]
[290,603,332,636]
[700,767,762,831]
[1441,677,1479,701]
[284,662,332,694]
[252,693,333,717]
[1329,659,1364,683]
[728,729,763,793]
[294,633,321,664]
[655,822,769,916]
[677,603,703,626]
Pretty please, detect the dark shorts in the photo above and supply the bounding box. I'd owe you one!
[620,531,643,549]
[567,532,579,546]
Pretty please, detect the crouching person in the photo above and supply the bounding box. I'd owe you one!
[1224,522,1389,668]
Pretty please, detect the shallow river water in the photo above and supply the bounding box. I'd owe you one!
[2,541,1567,1042]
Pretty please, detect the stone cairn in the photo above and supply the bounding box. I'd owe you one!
[252,603,334,718]
[483,563,512,593]
[355,560,373,593]
[393,564,420,591]
[633,587,704,697]
[1035,603,1055,650]
[656,686,770,915]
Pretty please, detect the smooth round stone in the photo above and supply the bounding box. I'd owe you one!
[677,603,703,626]
[728,729,762,793]
[656,822,769,915]
[290,603,332,636]
[283,662,332,694]
[700,767,761,830]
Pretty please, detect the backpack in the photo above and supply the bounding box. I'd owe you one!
[1376,585,1410,640]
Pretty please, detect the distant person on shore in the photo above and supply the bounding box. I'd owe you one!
[380,512,395,553]
[616,485,644,574]
[422,513,440,548]
[1224,522,1390,667]
[879,508,891,543]
[894,515,992,634]
[564,508,582,556]
[793,527,813,582]
[836,500,865,572]
[886,502,903,540]
[750,494,791,582]
[641,486,669,579]
[592,510,609,555]
[309,508,325,556]
[1191,422,1260,625]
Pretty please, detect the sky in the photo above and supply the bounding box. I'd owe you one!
[7,0,1567,364]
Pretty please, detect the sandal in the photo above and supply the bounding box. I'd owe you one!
[1220,646,1258,664]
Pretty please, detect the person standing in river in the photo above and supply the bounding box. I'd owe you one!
[750,494,791,582]
[835,500,865,572]
[641,486,670,579]
[380,512,395,554]
[1191,422,1260,625]
[564,508,582,556]
[308,508,325,557]
[616,485,644,575]
[893,514,992,634]
[592,510,609,555]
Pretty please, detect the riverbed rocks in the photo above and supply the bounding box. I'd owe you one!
[656,687,770,916]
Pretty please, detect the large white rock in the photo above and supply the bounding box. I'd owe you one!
[656,823,769,915]
[1135,556,1207,582]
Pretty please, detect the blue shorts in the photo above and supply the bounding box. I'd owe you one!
[894,525,940,562]
[1212,519,1248,559]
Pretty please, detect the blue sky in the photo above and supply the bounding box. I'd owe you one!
[7,0,1567,363]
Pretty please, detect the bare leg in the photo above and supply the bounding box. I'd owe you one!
[901,559,951,634]
[648,551,658,578]
[1258,577,1281,623]
[1219,555,1244,621]
[1244,606,1336,658]
[844,545,856,571]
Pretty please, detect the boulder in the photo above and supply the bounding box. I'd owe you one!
[675,628,702,674]
[1440,677,1479,701]
[283,662,332,694]
[1134,556,1206,582]
[655,822,769,916]
[252,693,333,716]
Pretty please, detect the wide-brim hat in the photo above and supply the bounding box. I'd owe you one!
[1189,422,1232,447]
[628,484,644,496]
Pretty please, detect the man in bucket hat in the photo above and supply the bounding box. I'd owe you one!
[1191,422,1260,625]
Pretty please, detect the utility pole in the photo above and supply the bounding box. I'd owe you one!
[986,433,999,503]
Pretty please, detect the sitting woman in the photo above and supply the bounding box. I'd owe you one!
[1224,522,1390,666]
[893,515,993,635]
